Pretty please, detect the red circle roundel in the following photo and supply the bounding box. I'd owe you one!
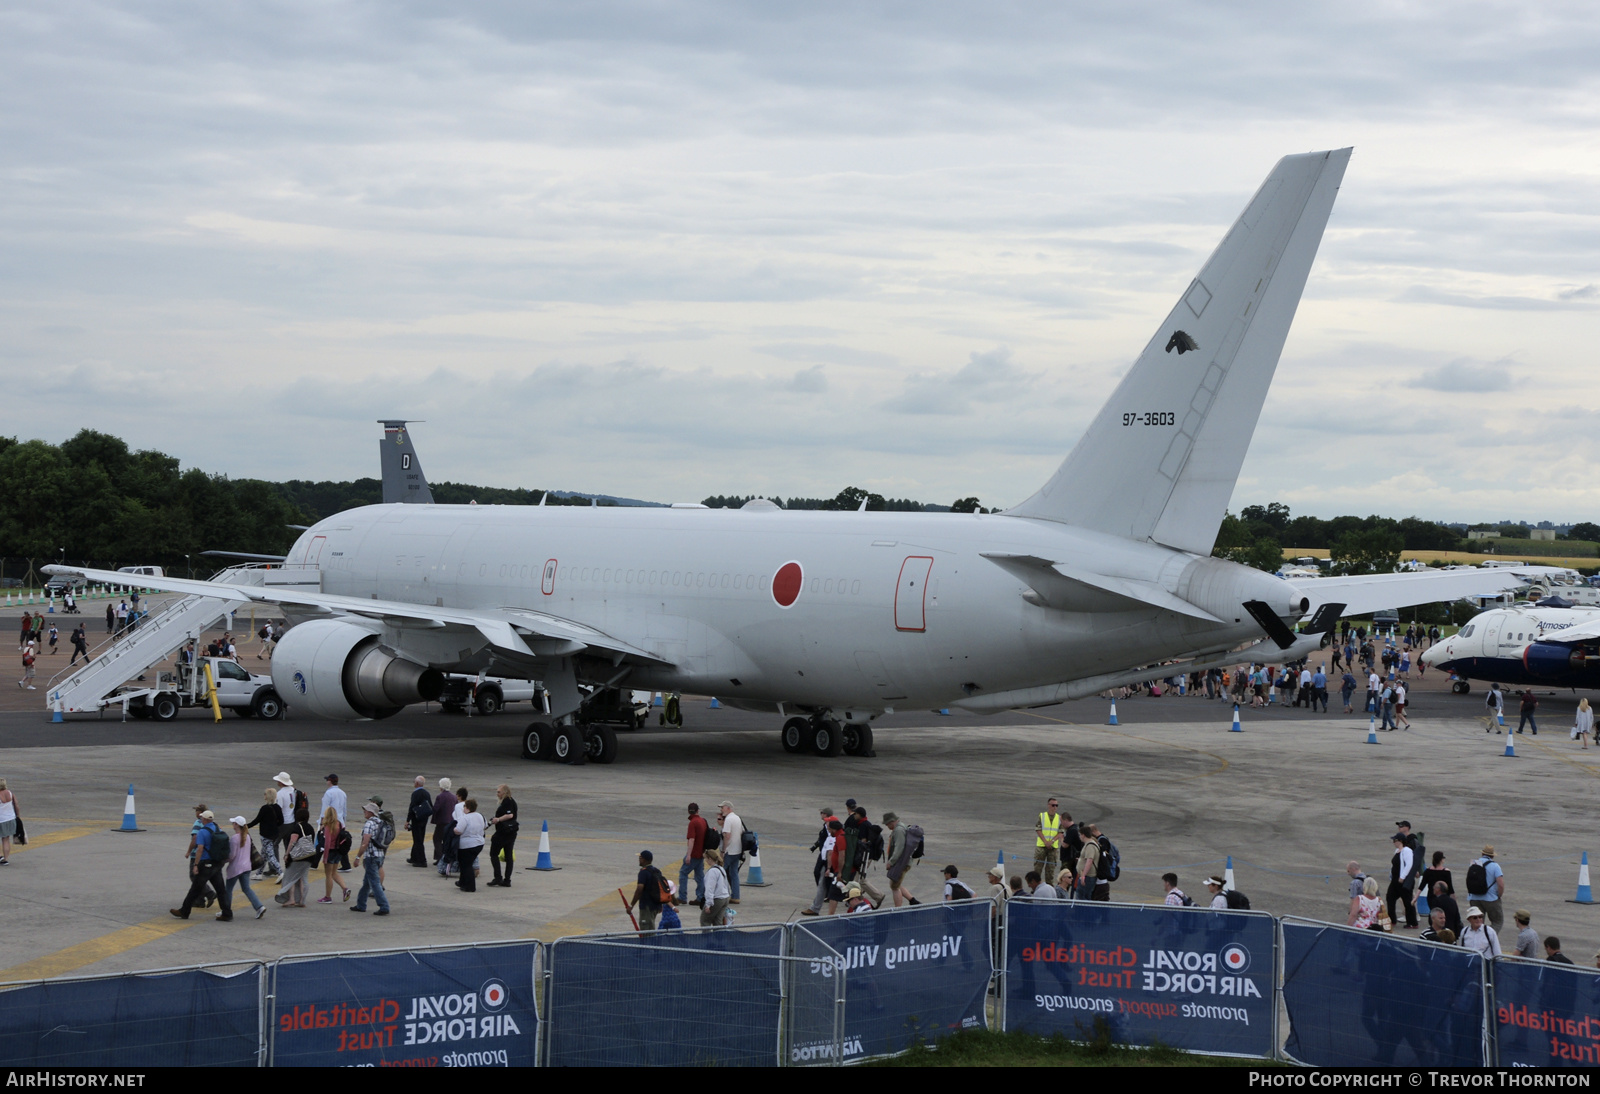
[772,561,803,608]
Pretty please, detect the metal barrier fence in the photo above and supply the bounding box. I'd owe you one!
[0,960,265,1067]
[7,901,1600,1066]
[270,939,540,1067]
[1279,916,1489,1067]
[1002,897,1278,1059]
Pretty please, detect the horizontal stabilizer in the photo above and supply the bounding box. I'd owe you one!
[981,553,1222,622]
[1008,149,1352,556]
[1298,568,1540,619]
[1243,599,1298,649]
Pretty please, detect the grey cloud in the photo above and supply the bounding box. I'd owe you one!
[756,343,897,368]
[1407,358,1517,393]
[1559,284,1598,300]
[880,347,1033,415]
[785,366,827,393]
[1396,286,1595,312]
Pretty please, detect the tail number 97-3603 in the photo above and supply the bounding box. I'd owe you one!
[1122,412,1175,427]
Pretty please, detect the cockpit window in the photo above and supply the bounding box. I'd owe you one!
[1460,625,1475,638]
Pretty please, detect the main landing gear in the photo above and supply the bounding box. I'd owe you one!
[781,714,875,758]
[521,721,618,765]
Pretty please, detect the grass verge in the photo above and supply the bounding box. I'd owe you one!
[864,1025,1271,1067]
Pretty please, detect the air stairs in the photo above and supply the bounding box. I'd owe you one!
[42,567,269,714]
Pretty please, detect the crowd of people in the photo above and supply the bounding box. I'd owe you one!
[167,771,520,920]
[1343,824,1588,966]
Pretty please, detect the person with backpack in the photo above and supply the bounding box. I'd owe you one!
[1087,823,1118,901]
[629,850,668,931]
[1073,825,1100,899]
[801,819,847,916]
[1205,876,1229,909]
[680,803,709,906]
[171,810,233,920]
[1162,873,1194,906]
[246,787,284,880]
[883,812,921,907]
[700,848,731,926]
[1484,683,1505,733]
[223,817,266,920]
[349,799,393,915]
[942,865,975,901]
[717,801,745,905]
[1466,846,1506,931]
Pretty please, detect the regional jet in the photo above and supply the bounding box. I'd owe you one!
[1422,606,1600,693]
[49,148,1534,764]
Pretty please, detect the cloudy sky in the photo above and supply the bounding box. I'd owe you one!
[3,2,1598,521]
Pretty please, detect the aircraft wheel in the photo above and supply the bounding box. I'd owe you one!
[781,717,808,754]
[585,725,619,764]
[153,693,179,722]
[1452,680,1470,694]
[844,722,883,754]
[811,718,843,757]
[475,689,501,716]
[522,722,555,761]
[552,725,584,764]
[841,723,863,755]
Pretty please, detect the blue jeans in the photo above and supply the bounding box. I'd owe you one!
[1381,702,1396,730]
[1518,713,1538,734]
[725,853,742,900]
[355,857,389,912]
[678,857,705,904]
[226,871,263,912]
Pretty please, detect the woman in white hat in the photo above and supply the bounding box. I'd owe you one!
[224,817,266,919]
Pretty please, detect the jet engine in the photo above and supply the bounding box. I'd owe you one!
[272,619,444,720]
[1524,642,1590,677]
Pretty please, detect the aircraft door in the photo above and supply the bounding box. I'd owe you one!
[542,558,558,596]
[1481,619,1498,657]
[308,536,326,566]
[894,556,934,632]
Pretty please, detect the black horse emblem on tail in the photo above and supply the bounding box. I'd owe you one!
[1164,330,1199,354]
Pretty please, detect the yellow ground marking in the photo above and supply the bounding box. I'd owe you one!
[526,890,634,943]
[8,824,101,852]
[0,915,195,983]
[1017,709,1230,782]
[1514,734,1600,781]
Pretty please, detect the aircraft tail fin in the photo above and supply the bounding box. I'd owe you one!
[378,420,434,504]
[1007,148,1351,555]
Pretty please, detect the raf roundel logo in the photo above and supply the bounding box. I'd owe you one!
[481,979,508,1009]
[1220,944,1250,974]
[291,671,307,695]
[772,561,803,609]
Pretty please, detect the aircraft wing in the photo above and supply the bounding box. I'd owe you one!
[41,565,669,666]
[1297,567,1542,618]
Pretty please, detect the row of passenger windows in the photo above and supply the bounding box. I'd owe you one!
[485,562,864,597]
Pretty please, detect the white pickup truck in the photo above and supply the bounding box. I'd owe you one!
[436,674,545,716]
[119,657,285,721]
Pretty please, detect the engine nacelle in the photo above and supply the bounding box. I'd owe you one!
[1177,556,1309,623]
[1524,642,1588,677]
[273,619,445,720]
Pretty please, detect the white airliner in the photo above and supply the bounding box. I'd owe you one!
[1422,605,1600,693]
[49,147,1531,764]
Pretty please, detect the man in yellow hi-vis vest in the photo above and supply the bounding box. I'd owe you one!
[1034,798,1063,885]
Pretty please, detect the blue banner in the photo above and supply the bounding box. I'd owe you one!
[799,900,992,1061]
[545,926,786,1067]
[1004,899,1275,1058]
[0,965,261,1067]
[1493,957,1600,1066]
[1281,921,1485,1066]
[272,944,538,1067]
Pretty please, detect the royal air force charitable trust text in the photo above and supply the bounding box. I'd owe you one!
[1018,942,1264,996]
[1248,1077,1590,1088]
[277,992,523,1053]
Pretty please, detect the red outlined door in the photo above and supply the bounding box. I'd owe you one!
[895,556,934,632]
[542,558,558,595]
[308,536,327,566]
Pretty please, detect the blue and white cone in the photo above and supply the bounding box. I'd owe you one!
[1230,704,1242,732]
[937,708,951,716]
[526,819,560,871]
[653,692,663,707]
[1224,855,1235,891]
[1108,699,1119,726]
[709,697,720,709]
[51,694,63,723]
[1498,710,1506,728]
[1504,735,1516,758]
[113,783,145,832]
[746,842,770,886]
[1568,852,1595,905]
[1367,709,1378,744]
